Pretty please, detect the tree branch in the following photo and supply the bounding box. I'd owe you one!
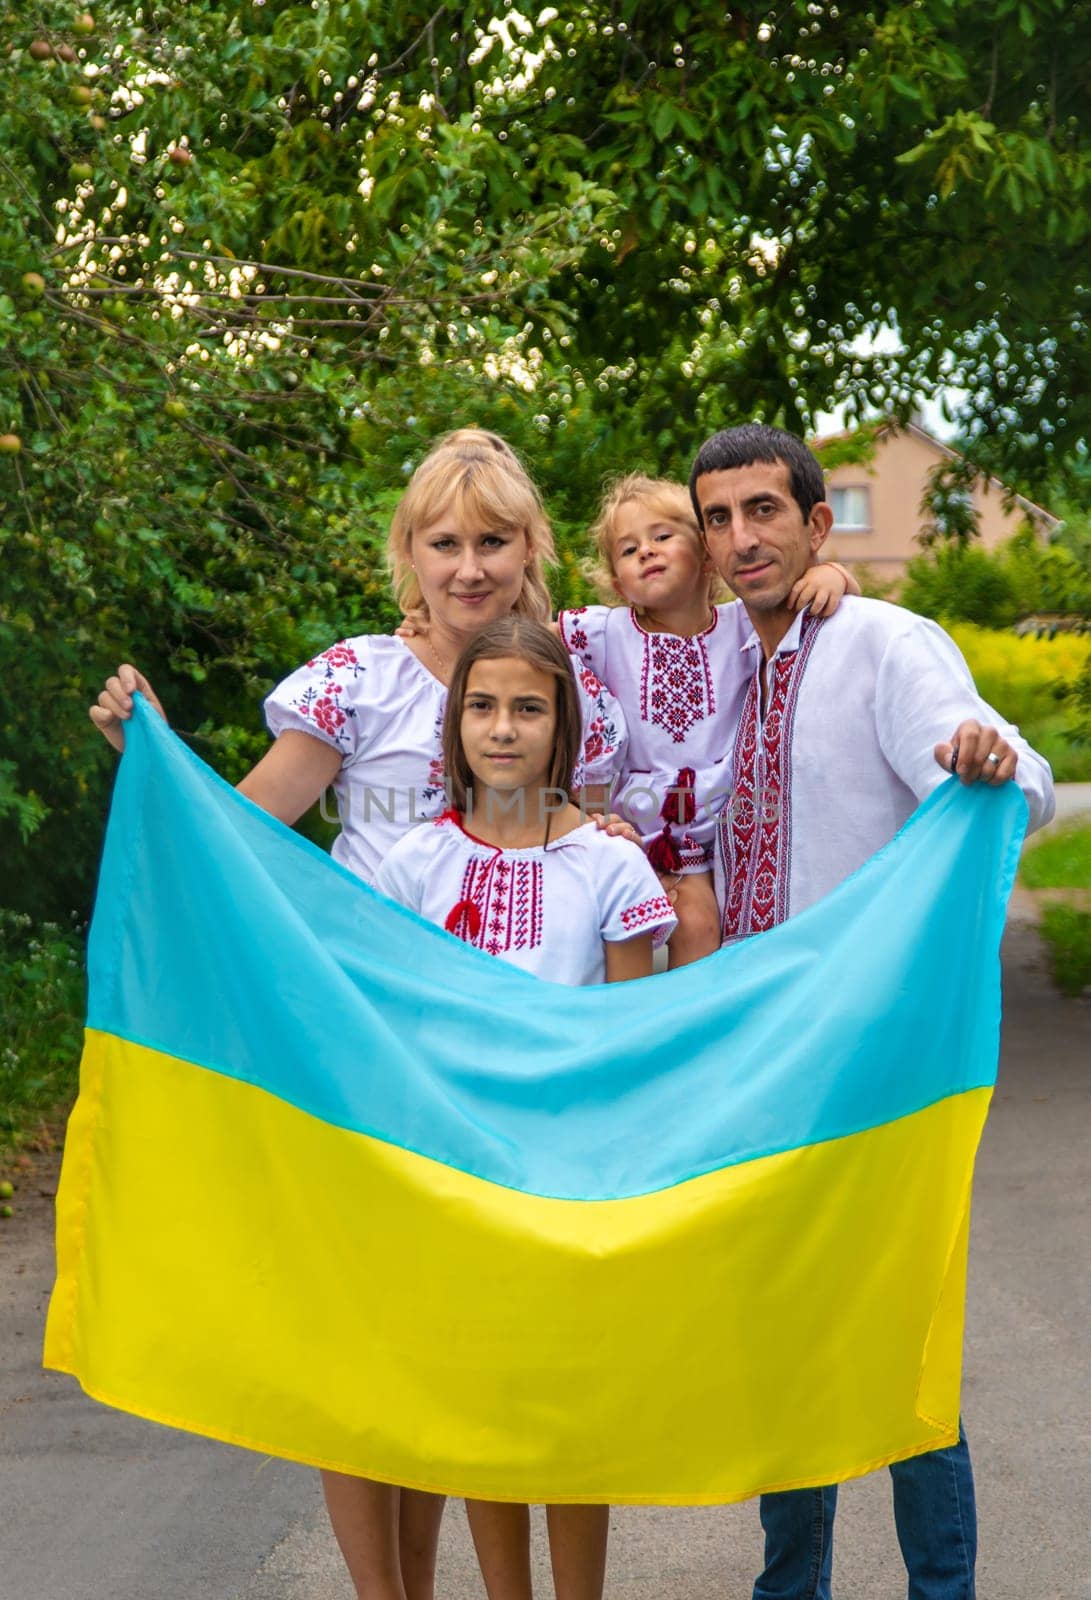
[375,8,448,76]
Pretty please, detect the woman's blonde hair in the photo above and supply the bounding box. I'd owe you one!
[587,472,723,604]
[442,618,582,813]
[388,437,556,623]
[425,427,522,463]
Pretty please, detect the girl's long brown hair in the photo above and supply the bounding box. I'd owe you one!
[442,618,582,813]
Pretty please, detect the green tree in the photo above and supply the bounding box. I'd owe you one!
[498,0,1091,482]
[901,544,1020,628]
[901,527,1091,627]
[3,1,1090,920]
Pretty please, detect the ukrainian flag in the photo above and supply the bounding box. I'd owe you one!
[44,697,1025,1503]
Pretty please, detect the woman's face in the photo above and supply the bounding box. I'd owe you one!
[412,505,529,638]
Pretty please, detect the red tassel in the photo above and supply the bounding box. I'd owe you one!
[661,768,697,827]
[444,899,481,940]
[647,829,682,874]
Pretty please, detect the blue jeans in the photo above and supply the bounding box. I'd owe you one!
[753,1424,976,1600]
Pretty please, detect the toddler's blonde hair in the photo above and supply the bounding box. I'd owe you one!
[587,473,722,605]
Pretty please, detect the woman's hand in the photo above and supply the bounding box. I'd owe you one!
[89,665,168,753]
[91,666,341,822]
[789,560,861,617]
[588,811,642,847]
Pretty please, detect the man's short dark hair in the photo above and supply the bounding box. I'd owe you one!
[689,424,826,524]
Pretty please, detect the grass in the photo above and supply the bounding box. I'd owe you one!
[0,910,85,1154]
[1020,823,1091,996]
[1038,905,1091,997]
[1020,823,1091,890]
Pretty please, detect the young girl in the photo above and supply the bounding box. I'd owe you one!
[557,474,859,967]
[376,617,676,1600]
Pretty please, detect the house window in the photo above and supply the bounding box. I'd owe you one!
[829,485,871,531]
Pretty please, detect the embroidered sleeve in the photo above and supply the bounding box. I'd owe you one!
[617,894,677,933]
[264,638,369,760]
[596,838,678,944]
[557,605,610,680]
[572,658,628,788]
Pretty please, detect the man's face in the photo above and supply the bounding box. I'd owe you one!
[694,460,831,612]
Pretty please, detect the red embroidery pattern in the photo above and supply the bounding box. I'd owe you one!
[448,852,544,956]
[445,899,482,940]
[717,614,824,941]
[312,696,346,738]
[635,612,718,743]
[422,703,447,803]
[676,835,711,872]
[620,894,675,932]
[578,663,602,699]
[573,659,621,784]
[287,640,365,753]
[582,719,605,767]
[561,607,590,655]
[308,642,360,671]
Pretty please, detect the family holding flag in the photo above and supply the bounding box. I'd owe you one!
[61,424,1052,1600]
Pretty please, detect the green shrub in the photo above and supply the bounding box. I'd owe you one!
[901,529,1091,631]
[1003,528,1091,618]
[1070,656,1091,753]
[0,911,85,1145]
[1024,713,1091,784]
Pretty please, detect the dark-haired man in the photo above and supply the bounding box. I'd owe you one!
[690,423,1053,1600]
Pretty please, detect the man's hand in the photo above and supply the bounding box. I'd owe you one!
[934,720,1018,785]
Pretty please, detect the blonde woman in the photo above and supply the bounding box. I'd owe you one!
[89,432,627,1600]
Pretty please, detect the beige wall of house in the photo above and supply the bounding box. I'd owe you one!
[819,424,1056,583]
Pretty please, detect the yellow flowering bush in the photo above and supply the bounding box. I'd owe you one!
[948,624,1091,780]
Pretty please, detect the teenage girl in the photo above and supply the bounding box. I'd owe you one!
[557,474,859,967]
[376,616,676,1600]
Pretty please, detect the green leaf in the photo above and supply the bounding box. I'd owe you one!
[650,101,675,141]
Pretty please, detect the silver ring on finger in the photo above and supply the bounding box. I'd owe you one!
[985,752,1001,771]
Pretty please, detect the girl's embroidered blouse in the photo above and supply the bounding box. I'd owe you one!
[375,813,676,986]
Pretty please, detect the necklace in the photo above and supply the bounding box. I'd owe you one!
[426,633,453,681]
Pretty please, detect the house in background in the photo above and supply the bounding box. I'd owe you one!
[815,420,1060,584]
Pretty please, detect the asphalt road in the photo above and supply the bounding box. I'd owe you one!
[1,914,1087,1600]
[1046,781,1091,829]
